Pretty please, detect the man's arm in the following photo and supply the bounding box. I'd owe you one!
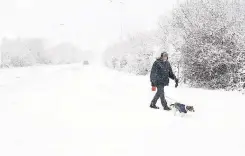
[150,61,157,86]
[168,62,176,80]
[168,62,179,88]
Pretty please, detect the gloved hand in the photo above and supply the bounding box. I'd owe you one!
[175,78,179,88]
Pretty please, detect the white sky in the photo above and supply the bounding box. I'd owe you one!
[0,0,180,52]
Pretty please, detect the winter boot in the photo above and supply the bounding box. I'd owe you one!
[163,105,171,111]
[150,102,159,109]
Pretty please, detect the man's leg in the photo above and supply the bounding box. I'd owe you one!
[150,86,161,109]
[158,85,171,110]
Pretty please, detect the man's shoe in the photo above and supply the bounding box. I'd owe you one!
[150,104,159,109]
[163,106,171,111]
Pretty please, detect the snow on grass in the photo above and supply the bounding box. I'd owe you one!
[0,63,244,156]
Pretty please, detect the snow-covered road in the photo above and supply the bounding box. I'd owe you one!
[0,64,244,156]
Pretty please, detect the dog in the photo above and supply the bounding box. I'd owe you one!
[170,102,195,117]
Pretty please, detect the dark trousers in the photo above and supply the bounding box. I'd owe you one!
[151,85,168,107]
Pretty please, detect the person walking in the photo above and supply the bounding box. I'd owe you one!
[150,52,179,110]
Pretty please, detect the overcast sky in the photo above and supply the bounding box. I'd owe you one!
[0,0,180,52]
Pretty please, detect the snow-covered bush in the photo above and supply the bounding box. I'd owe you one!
[167,0,245,90]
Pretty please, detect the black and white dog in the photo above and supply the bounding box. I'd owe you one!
[170,102,195,116]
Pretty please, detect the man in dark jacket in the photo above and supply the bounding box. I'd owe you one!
[150,52,179,110]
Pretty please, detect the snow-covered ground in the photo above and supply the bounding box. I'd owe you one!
[0,63,244,156]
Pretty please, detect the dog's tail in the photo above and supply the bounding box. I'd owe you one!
[170,104,174,107]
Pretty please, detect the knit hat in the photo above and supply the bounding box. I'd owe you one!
[161,52,168,59]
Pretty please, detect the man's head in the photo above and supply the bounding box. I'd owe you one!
[161,52,168,61]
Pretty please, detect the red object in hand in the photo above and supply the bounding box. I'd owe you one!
[152,86,156,91]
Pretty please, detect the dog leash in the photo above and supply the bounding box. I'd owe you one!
[165,95,179,103]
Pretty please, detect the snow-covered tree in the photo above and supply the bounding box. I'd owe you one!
[103,31,161,75]
[44,42,84,64]
[0,38,90,67]
[166,0,245,90]
[1,38,45,67]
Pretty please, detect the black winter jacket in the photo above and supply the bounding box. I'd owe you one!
[150,59,176,86]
